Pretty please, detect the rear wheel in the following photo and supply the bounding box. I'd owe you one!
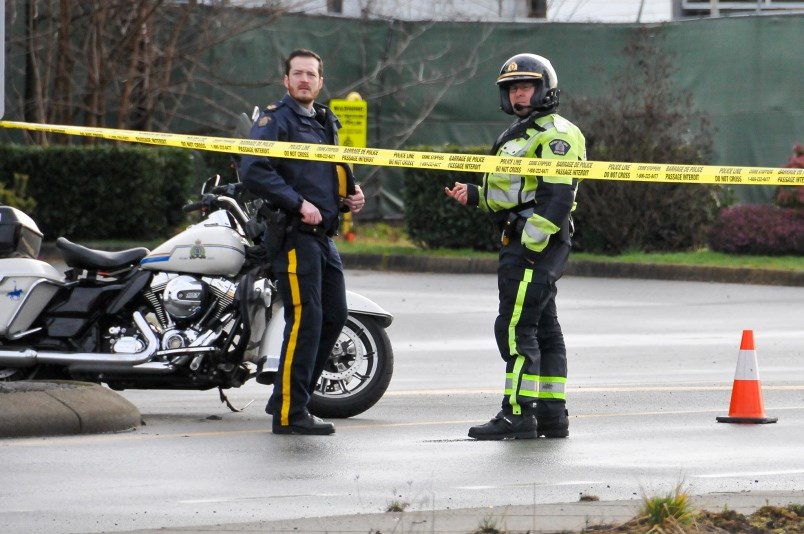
[308,314,393,419]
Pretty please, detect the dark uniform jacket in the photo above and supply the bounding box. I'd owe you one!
[239,94,344,236]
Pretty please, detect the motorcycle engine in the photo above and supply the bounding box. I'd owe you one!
[143,273,237,351]
[163,275,206,321]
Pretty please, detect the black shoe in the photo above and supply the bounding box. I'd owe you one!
[272,413,335,435]
[468,413,538,440]
[537,409,569,438]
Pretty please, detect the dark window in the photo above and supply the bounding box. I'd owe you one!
[529,0,547,18]
[327,0,343,14]
[681,0,804,16]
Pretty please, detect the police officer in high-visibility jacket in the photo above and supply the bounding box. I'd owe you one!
[239,49,365,436]
[445,53,586,440]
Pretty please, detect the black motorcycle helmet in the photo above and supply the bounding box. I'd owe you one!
[496,53,560,115]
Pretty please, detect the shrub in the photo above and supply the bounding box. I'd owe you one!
[196,149,241,184]
[707,204,804,255]
[709,143,804,255]
[573,182,721,254]
[776,186,804,209]
[774,143,804,209]
[567,27,721,254]
[402,145,498,251]
[0,173,37,214]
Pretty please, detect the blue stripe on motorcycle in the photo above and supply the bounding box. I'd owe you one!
[140,256,170,265]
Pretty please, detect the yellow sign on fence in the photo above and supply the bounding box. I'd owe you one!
[330,95,367,149]
[330,92,367,237]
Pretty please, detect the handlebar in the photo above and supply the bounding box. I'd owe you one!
[181,191,251,228]
[210,183,245,196]
[182,200,205,213]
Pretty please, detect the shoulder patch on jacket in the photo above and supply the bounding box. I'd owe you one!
[257,115,273,127]
[548,139,571,156]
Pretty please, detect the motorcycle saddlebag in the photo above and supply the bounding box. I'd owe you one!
[0,258,62,337]
[0,206,43,259]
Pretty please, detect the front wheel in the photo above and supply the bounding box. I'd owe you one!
[308,314,393,419]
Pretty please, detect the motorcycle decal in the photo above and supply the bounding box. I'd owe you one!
[141,254,170,265]
[189,240,207,260]
[6,282,23,300]
[143,245,241,263]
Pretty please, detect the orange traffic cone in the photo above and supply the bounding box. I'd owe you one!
[717,330,777,424]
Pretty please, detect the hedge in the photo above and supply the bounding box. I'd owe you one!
[707,143,804,255]
[402,145,499,252]
[707,205,804,255]
[0,144,196,241]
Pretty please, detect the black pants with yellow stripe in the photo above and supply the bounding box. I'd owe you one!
[494,262,567,419]
[267,231,347,425]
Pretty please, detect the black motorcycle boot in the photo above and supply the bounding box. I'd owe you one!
[468,412,538,440]
[272,412,335,435]
[537,409,569,438]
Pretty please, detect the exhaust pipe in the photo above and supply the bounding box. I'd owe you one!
[0,313,159,370]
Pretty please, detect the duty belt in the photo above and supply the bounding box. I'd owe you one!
[496,202,573,246]
[296,221,337,238]
[497,200,536,246]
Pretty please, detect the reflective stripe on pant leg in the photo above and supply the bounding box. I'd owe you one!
[536,286,567,402]
[537,376,566,400]
[519,374,541,399]
[505,356,527,415]
[505,268,533,416]
[280,249,303,426]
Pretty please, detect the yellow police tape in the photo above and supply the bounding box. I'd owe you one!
[2,120,802,186]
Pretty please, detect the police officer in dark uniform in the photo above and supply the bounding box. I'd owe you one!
[445,53,586,440]
[239,49,365,435]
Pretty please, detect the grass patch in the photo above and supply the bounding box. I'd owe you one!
[573,250,804,272]
[338,222,803,271]
[639,483,696,529]
[385,500,409,513]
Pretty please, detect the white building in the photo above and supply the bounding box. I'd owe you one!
[229,0,804,22]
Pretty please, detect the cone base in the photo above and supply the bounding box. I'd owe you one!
[716,415,778,424]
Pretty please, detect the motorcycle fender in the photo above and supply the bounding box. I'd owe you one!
[346,290,393,327]
[256,290,393,373]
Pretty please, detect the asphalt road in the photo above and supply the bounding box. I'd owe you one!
[2,271,804,533]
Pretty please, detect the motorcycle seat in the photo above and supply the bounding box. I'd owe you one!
[56,237,150,271]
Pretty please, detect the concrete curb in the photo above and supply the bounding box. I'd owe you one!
[0,380,141,438]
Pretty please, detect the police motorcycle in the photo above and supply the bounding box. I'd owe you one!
[0,176,394,418]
